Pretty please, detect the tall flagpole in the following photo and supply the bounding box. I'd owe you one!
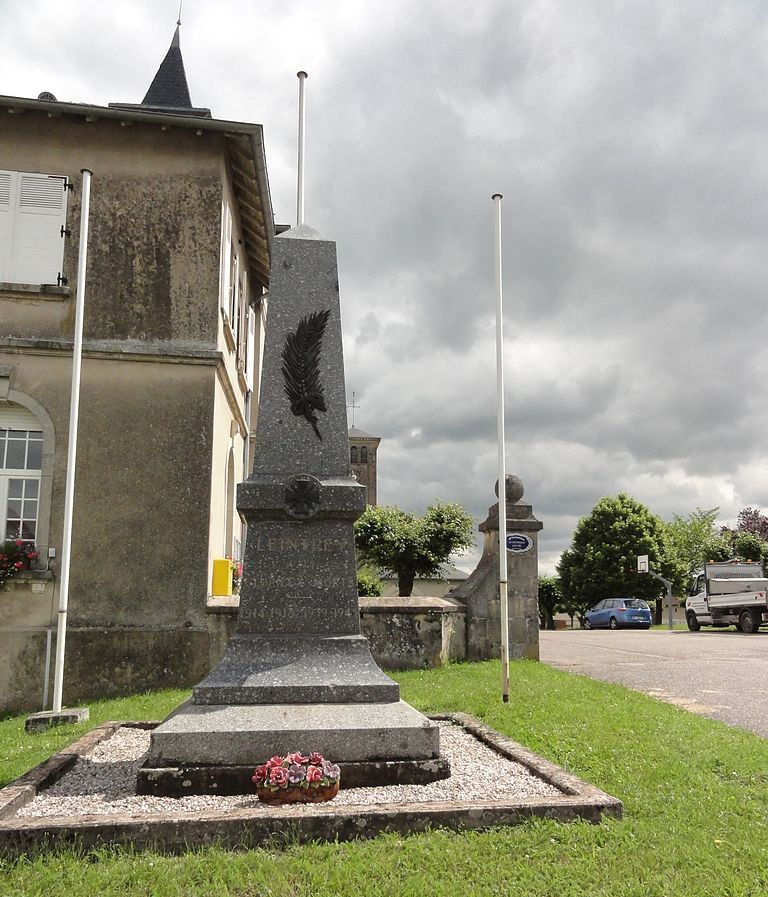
[52,169,92,713]
[492,193,510,703]
[296,71,308,226]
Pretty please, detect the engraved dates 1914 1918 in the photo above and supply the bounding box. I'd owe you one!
[281,309,331,439]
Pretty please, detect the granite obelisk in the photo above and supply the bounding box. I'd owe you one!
[140,225,443,792]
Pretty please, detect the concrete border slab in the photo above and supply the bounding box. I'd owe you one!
[0,714,622,855]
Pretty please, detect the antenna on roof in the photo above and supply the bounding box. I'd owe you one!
[296,71,308,226]
[177,0,183,26]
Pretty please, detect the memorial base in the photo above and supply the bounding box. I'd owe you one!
[145,699,441,769]
[136,755,450,797]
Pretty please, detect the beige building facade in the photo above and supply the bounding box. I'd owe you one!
[0,31,274,712]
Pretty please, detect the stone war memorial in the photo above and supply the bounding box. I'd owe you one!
[0,206,621,856]
[138,223,447,795]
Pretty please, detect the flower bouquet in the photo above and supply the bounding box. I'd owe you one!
[252,752,341,804]
[0,540,38,587]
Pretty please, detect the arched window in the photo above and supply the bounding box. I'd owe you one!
[360,446,368,463]
[350,446,358,464]
[1,403,43,543]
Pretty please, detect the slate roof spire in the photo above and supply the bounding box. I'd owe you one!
[142,22,193,109]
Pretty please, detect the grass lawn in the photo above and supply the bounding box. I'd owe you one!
[2,660,767,897]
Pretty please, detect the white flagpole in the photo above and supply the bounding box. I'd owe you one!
[296,71,308,226]
[492,193,510,703]
[52,168,92,713]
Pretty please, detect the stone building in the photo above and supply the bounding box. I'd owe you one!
[348,426,380,505]
[0,26,274,712]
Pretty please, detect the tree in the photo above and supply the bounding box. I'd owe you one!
[737,507,768,541]
[733,531,766,563]
[664,507,720,580]
[701,532,734,564]
[558,493,686,624]
[354,502,475,597]
[537,575,563,630]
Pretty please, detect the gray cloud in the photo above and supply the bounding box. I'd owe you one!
[4,0,768,572]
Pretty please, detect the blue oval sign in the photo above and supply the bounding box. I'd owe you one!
[506,533,533,553]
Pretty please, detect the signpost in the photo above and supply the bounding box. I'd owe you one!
[637,554,673,630]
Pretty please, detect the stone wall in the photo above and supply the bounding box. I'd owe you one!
[358,597,466,671]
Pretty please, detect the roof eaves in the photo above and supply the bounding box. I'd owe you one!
[0,95,260,135]
[1,94,275,288]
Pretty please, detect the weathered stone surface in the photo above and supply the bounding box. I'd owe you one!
[24,708,89,733]
[194,634,399,704]
[249,224,353,478]
[193,226,398,701]
[235,518,363,636]
[136,756,451,797]
[449,476,542,661]
[145,700,439,766]
[359,597,466,670]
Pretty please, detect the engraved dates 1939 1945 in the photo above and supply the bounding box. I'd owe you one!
[281,309,331,439]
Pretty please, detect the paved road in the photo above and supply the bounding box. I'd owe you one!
[540,629,768,738]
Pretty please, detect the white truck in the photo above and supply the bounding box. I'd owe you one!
[685,560,768,633]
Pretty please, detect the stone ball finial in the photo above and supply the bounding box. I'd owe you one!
[494,474,524,503]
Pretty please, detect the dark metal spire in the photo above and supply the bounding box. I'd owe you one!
[142,23,192,109]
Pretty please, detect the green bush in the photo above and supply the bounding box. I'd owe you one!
[357,566,383,597]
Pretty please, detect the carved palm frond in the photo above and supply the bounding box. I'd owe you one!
[281,309,331,440]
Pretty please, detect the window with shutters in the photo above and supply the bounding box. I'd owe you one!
[0,404,43,544]
[0,170,69,286]
[245,305,256,392]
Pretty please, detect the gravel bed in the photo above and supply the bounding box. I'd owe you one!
[17,722,561,819]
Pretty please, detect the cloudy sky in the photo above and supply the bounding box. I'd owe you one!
[3,1,767,573]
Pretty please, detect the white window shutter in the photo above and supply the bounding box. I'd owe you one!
[0,171,13,282]
[246,307,256,391]
[221,204,232,311]
[11,173,67,285]
[0,402,40,431]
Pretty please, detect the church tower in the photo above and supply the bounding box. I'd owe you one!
[348,427,380,506]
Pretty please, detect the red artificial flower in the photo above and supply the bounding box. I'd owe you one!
[252,764,268,784]
[309,752,324,766]
[305,765,322,783]
[286,751,310,765]
[269,767,289,787]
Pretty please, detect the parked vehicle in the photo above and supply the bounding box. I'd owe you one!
[584,598,652,630]
[685,560,768,633]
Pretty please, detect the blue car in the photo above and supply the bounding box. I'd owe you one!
[584,597,652,630]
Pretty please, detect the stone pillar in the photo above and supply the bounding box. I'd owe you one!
[449,475,542,661]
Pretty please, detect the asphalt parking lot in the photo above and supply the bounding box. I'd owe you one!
[539,628,768,738]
